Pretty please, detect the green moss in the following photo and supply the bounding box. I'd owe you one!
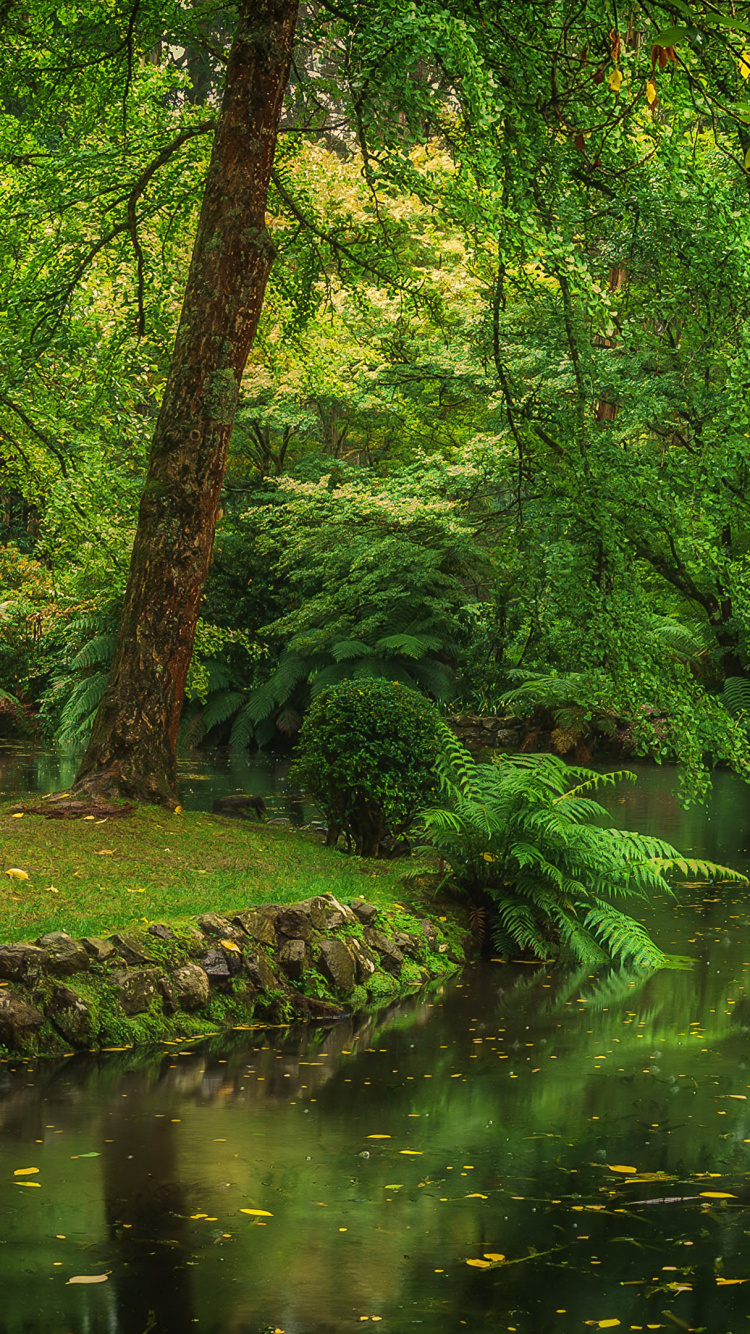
[400,958,424,987]
[366,970,400,1000]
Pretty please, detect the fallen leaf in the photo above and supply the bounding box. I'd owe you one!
[14,1167,39,1176]
[67,1275,108,1285]
[384,1184,402,1190]
[82,815,96,821]
[366,1135,391,1139]
[466,1259,491,1268]
[399,1150,423,1155]
[10,812,23,819]
[94,849,114,856]
[717,1277,747,1285]
[700,1191,736,1199]
[220,939,241,953]
[483,1253,505,1262]
[466,1193,488,1199]
[15,1180,41,1187]
[5,868,29,880]
[597,1324,621,1331]
[239,1208,273,1217]
[607,1165,637,1174]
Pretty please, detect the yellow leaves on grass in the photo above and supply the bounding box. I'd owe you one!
[10,812,24,819]
[5,868,28,880]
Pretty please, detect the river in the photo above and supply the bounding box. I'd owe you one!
[1,754,750,1331]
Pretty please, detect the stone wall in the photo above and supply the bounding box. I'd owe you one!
[0,894,467,1056]
[447,714,522,752]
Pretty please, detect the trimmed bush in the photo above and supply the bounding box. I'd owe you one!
[294,678,441,856]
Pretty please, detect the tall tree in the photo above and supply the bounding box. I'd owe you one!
[72,0,299,805]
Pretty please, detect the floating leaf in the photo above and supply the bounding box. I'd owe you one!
[607,1165,637,1174]
[597,1324,621,1331]
[67,1275,109,1285]
[717,1277,747,1285]
[14,1167,39,1176]
[399,1150,423,1155]
[700,1191,736,1199]
[483,1253,505,1262]
[384,1184,403,1190]
[466,1258,491,1268]
[5,868,28,880]
[239,1208,273,1217]
[15,1180,41,1187]
[466,1193,489,1199]
[366,1135,391,1139]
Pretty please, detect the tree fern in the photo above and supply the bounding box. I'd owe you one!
[421,743,746,970]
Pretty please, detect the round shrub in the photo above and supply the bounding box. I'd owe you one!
[294,678,442,857]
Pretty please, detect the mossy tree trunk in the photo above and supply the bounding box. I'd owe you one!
[73,0,299,807]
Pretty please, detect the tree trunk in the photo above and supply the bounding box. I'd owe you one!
[73,0,299,807]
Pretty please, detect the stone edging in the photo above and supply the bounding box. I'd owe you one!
[0,894,468,1056]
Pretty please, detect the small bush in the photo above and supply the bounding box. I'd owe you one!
[294,678,441,856]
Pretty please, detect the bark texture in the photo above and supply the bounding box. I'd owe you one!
[74,0,299,806]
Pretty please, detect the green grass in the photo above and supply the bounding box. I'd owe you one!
[0,804,421,942]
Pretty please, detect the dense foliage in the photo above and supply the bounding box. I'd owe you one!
[4,2,750,800]
[294,678,441,856]
[423,734,745,968]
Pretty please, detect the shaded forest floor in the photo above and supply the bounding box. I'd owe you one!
[0,805,422,941]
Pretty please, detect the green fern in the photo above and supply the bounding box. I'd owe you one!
[421,738,746,970]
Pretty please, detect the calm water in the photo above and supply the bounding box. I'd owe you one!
[2,758,750,1330]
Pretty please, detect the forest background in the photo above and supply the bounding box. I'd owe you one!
[3,0,750,804]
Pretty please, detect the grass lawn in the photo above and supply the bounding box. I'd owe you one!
[0,804,422,942]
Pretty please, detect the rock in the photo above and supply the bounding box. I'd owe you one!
[347,937,378,984]
[419,919,438,949]
[326,910,346,929]
[111,967,161,1015]
[277,938,308,982]
[295,897,330,930]
[276,906,314,941]
[363,928,404,976]
[37,932,90,975]
[201,948,231,982]
[0,991,44,1044]
[158,975,178,1015]
[0,943,47,982]
[45,984,93,1046]
[109,933,156,967]
[81,936,117,963]
[393,931,421,959]
[172,964,210,1010]
[234,908,278,946]
[197,912,241,941]
[147,923,176,941]
[317,939,356,994]
[350,899,379,925]
[320,894,357,923]
[244,952,279,994]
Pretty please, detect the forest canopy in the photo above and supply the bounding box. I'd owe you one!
[3,0,750,800]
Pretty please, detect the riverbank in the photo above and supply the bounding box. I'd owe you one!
[0,802,468,1055]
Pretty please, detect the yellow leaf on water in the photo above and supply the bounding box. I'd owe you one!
[700,1191,736,1199]
[239,1208,273,1217]
[384,1184,403,1190]
[608,67,623,92]
[67,1275,108,1285]
[15,1180,41,1187]
[466,1259,491,1268]
[5,868,29,880]
[597,1323,621,1330]
[366,1135,391,1139]
[399,1150,423,1155]
[466,1193,488,1199]
[717,1277,747,1285]
[14,1168,39,1176]
[483,1253,505,1262]
[607,1165,637,1174]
